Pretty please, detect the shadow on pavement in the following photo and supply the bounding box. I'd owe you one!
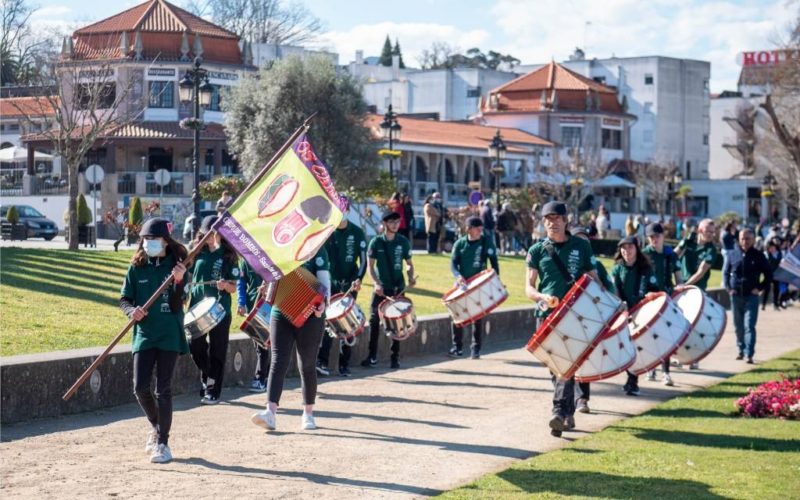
[495,469,731,499]
[170,457,442,496]
[318,392,487,410]
[384,377,546,392]
[427,368,549,381]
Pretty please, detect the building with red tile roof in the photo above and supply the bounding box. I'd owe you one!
[479,61,635,172]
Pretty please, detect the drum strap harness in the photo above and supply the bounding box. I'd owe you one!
[542,240,576,286]
[613,268,644,304]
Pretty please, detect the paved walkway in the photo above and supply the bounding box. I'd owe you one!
[2,306,798,499]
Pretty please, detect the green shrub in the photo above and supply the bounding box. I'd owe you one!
[199,176,247,203]
[128,197,143,226]
[6,206,19,225]
[76,194,92,226]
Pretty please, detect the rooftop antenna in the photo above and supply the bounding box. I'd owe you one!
[583,21,592,55]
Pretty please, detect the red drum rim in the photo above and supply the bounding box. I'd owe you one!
[575,309,635,382]
[628,293,695,375]
[442,269,497,303]
[379,296,413,320]
[239,297,266,332]
[672,294,728,365]
[326,292,355,321]
[525,274,611,379]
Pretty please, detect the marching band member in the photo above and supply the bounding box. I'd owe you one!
[675,218,717,369]
[119,218,188,464]
[570,225,615,414]
[318,196,367,376]
[252,246,331,432]
[448,216,499,359]
[362,210,415,369]
[188,215,239,405]
[525,201,600,437]
[611,235,660,396]
[237,258,269,392]
[643,223,684,385]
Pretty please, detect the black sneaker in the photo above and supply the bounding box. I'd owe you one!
[470,348,480,359]
[549,415,565,436]
[339,366,351,377]
[736,354,744,360]
[626,386,640,396]
[390,359,400,369]
[360,358,377,368]
[315,361,330,377]
[746,358,754,364]
[447,346,463,357]
[564,416,575,430]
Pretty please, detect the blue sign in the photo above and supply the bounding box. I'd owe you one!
[469,191,483,206]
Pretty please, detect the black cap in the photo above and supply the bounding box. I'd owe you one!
[646,222,664,236]
[542,201,567,216]
[617,235,639,247]
[140,218,172,238]
[381,210,401,222]
[570,225,592,237]
[200,215,219,233]
[467,216,483,228]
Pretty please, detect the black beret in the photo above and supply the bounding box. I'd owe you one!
[200,215,219,233]
[139,218,172,238]
[542,201,567,216]
[646,223,664,236]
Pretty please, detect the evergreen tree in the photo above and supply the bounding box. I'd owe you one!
[392,39,406,69]
[379,35,393,66]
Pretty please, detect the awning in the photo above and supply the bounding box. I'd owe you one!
[0,146,53,162]
[589,174,636,189]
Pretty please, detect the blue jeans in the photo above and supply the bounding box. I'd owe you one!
[732,294,759,358]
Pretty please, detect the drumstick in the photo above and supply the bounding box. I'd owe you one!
[384,275,420,302]
[190,280,238,287]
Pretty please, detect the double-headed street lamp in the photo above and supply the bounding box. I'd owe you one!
[669,168,683,218]
[487,129,507,206]
[179,57,213,240]
[380,104,402,179]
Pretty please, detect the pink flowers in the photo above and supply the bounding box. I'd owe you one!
[735,376,800,419]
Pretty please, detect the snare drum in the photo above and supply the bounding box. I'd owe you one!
[239,298,272,347]
[627,292,692,375]
[442,269,508,327]
[671,286,727,365]
[379,296,417,341]
[575,310,636,382]
[326,293,366,345]
[526,274,624,379]
[184,297,226,341]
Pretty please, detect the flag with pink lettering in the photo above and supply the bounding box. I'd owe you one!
[216,134,344,282]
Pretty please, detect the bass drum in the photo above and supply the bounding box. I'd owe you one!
[442,269,508,327]
[627,292,692,375]
[575,309,636,383]
[671,286,727,365]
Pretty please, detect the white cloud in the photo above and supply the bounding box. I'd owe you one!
[488,0,795,92]
[316,21,490,65]
[31,5,73,18]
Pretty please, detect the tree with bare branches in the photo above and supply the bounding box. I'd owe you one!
[186,0,323,46]
[627,156,680,219]
[10,58,143,250]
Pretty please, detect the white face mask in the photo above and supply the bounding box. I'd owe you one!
[143,239,164,257]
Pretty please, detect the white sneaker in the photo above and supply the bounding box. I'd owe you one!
[150,443,172,463]
[646,370,656,381]
[301,413,317,430]
[145,429,158,454]
[663,373,674,386]
[251,409,277,430]
[689,363,700,370]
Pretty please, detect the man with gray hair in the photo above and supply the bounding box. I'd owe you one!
[723,228,772,364]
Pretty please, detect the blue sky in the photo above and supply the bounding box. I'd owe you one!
[31,0,795,92]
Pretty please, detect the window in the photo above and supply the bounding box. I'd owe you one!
[8,123,20,132]
[703,134,709,146]
[208,85,222,111]
[593,76,606,84]
[644,73,654,85]
[148,81,174,108]
[76,83,116,109]
[602,128,622,150]
[466,86,481,98]
[561,126,583,147]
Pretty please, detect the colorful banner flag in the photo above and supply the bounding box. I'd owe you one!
[216,133,344,282]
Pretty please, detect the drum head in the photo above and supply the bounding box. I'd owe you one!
[187,297,217,322]
[673,287,704,324]
[326,294,354,320]
[445,270,494,301]
[630,293,667,336]
[381,298,413,319]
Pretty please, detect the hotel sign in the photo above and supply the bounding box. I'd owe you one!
[737,50,800,67]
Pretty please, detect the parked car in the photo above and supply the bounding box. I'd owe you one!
[182,209,218,241]
[0,205,59,240]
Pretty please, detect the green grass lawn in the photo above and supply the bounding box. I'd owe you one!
[0,248,722,356]
[440,350,800,500]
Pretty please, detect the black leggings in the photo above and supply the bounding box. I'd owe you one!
[189,314,232,398]
[368,290,401,361]
[267,313,325,405]
[762,280,781,308]
[133,348,179,445]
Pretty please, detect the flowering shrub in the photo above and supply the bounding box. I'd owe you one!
[735,377,800,419]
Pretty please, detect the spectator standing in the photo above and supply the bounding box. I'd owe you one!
[216,191,233,213]
[481,200,496,240]
[762,239,783,311]
[625,214,636,237]
[423,193,442,254]
[497,202,518,255]
[720,222,739,286]
[388,192,407,237]
[723,228,772,364]
[401,193,415,241]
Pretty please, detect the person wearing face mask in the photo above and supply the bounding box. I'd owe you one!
[611,236,660,396]
[187,215,240,405]
[119,218,188,464]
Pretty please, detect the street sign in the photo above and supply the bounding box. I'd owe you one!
[153,168,171,187]
[469,190,483,206]
[85,164,105,184]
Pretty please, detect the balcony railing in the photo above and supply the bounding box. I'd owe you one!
[145,172,184,195]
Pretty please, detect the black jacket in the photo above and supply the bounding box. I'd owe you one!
[723,245,772,295]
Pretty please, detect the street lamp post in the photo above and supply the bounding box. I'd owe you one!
[487,129,507,207]
[669,169,682,220]
[761,170,777,223]
[380,104,402,180]
[179,57,213,240]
